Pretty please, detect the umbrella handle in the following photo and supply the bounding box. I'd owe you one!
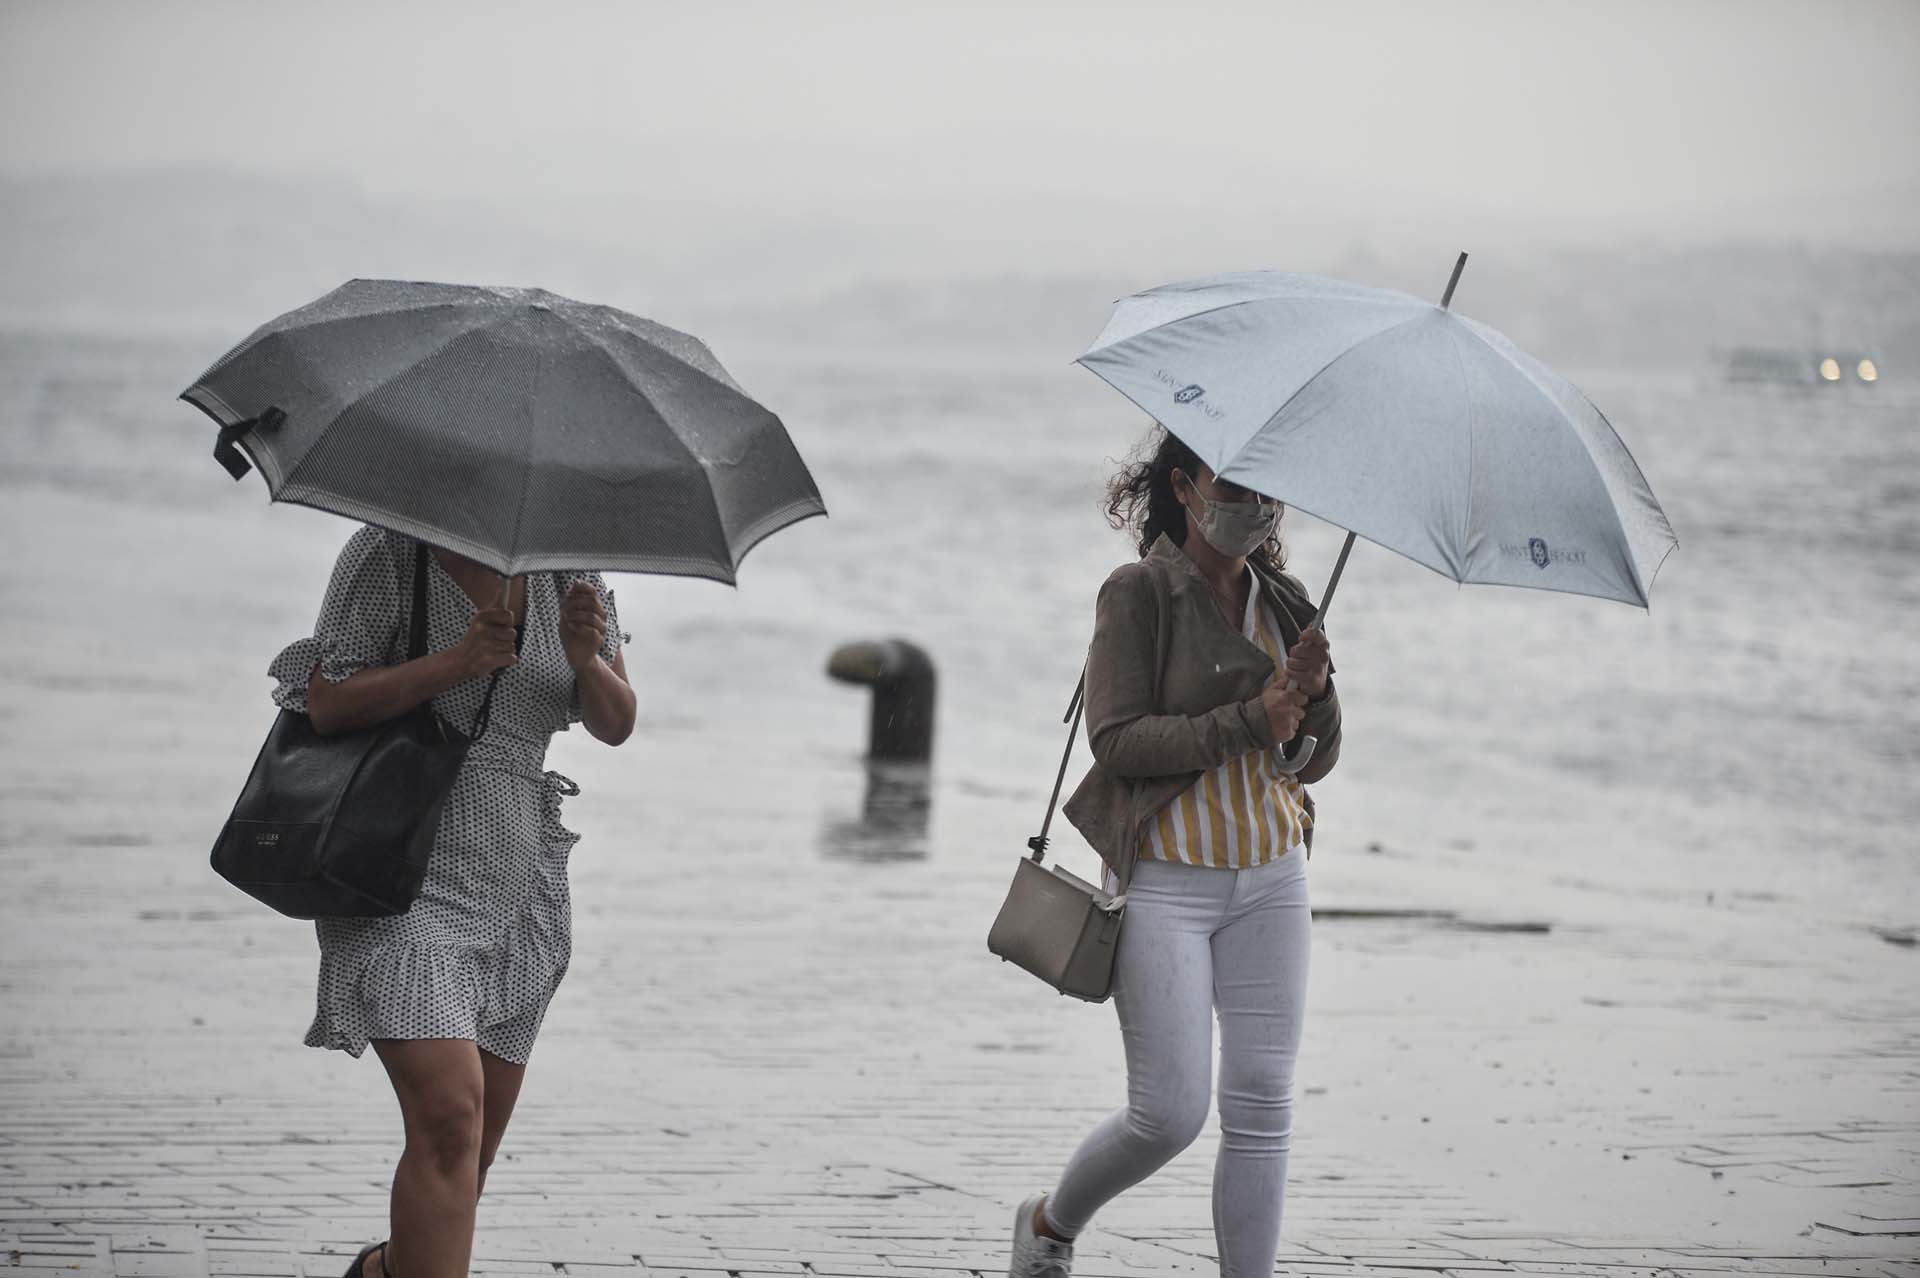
[1272,730,1318,776]
[1270,528,1358,776]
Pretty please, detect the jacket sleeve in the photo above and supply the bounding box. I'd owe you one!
[1292,680,1342,784]
[1275,569,1343,785]
[1082,564,1280,779]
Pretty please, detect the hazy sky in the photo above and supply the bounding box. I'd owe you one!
[2,0,1915,274]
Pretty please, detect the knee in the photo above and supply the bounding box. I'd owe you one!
[407,1085,484,1177]
[1129,1084,1210,1157]
[1217,1057,1297,1142]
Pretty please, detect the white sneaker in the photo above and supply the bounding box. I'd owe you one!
[1008,1194,1074,1278]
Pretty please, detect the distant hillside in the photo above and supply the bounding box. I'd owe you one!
[721,249,1920,379]
[0,168,683,335]
[2,168,1913,379]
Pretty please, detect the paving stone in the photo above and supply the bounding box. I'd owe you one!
[4,726,1918,1278]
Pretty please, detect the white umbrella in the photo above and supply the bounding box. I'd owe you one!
[1077,254,1677,771]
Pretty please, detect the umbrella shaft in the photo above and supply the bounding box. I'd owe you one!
[1309,530,1358,631]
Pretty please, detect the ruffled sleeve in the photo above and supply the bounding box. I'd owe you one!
[268,526,406,714]
[563,571,628,727]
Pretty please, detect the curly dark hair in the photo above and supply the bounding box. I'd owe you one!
[1104,426,1287,573]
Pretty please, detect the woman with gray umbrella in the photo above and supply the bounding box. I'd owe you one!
[272,532,633,1278]
[183,280,826,1278]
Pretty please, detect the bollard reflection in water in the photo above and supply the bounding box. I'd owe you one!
[819,760,932,861]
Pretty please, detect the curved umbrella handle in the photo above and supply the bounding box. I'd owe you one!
[1273,722,1318,776]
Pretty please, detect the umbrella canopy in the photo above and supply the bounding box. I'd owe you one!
[181,279,826,583]
[1077,264,1675,607]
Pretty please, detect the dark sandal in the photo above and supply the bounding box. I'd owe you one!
[343,1241,390,1278]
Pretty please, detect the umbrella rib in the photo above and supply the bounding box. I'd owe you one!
[1443,320,1477,575]
[274,319,504,496]
[1080,291,1419,360]
[565,303,751,397]
[249,296,476,346]
[571,338,739,561]
[1259,491,1663,608]
[190,294,492,388]
[726,494,830,579]
[1585,395,1678,606]
[1220,312,1429,476]
[574,338,719,471]
[1451,320,1673,603]
[505,336,545,579]
[579,324,768,420]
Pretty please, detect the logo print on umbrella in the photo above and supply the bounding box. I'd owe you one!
[1528,537,1550,569]
[1173,384,1205,404]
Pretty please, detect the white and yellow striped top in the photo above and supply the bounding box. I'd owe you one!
[1141,579,1311,868]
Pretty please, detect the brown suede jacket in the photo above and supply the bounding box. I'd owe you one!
[1062,533,1343,878]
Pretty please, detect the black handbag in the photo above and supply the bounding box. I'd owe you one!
[210,542,504,919]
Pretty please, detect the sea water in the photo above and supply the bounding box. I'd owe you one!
[1,324,1915,926]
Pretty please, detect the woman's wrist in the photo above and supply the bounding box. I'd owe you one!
[430,646,478,688]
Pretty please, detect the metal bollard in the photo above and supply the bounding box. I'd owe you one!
[826,638,937,762]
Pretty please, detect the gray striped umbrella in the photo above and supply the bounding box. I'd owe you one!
[181,279,826,584]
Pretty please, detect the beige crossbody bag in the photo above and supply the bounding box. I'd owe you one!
[987,567,1169,1002]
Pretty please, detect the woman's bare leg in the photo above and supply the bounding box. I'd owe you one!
[370,1038,486,1278]
[476,1050,528,1199]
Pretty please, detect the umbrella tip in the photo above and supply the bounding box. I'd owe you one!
[1440,252,1469,309]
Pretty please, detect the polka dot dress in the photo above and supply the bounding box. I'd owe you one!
[268,525,625,1064]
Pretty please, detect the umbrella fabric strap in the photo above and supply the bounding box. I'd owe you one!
[214,406,286,480]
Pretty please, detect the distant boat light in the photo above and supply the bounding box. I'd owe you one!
[1858,358,1879,383]
[1819,357,1842,381]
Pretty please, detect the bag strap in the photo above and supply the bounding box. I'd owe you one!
[1026,560,1172,897]
[1025,668,1086,865]
[409,541,509,742]
[407,543,430,661]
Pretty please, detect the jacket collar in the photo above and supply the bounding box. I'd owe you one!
[1144,533,1314,628]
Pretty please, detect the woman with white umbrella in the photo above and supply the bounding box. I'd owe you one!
[1008,255,1672,1277]
[1009,425,1341,1278]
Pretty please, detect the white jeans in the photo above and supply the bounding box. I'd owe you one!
[1047,852,1312,1277]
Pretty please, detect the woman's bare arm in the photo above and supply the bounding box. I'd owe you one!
[574,646,636,746]
[561,583,636,746]
[307,607,518,735]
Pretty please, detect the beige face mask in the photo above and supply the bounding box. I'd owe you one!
[1183,476,1280,557]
